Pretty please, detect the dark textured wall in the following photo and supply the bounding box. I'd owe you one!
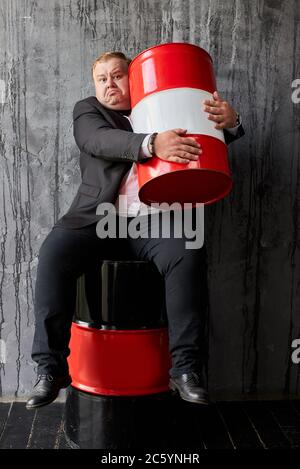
[0,0,299,398]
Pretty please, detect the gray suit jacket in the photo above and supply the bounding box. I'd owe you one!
[55,96,245,229]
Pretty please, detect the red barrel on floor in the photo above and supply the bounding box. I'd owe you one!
[65,261,172,448]
[129,42,232,206]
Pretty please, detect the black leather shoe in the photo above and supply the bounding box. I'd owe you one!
[169,372,209,405]
[26,374,72,410]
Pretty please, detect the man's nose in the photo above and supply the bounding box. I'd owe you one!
[106,76,116,88]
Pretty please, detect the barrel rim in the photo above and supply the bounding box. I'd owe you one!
[72,320,168,332]
[138,168,233,206]
[129,42,213,70]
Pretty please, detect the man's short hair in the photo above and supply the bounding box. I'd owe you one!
[92,51,131,76]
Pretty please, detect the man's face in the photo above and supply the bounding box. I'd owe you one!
[93,58,130,110]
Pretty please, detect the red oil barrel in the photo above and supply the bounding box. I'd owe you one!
[129,42,232,206]
[65,261,172,448]
[67,260,171,397]
[68,323,170,396]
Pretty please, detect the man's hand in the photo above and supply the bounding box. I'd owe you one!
[154,129,202,164]
[203,91,238,130]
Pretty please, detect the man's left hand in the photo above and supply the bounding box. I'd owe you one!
[203,91,238,130]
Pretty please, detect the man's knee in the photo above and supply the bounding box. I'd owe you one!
[157,244,207,277]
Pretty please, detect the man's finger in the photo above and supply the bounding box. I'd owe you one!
[215,123,226,130]
[208,114,223,123]
[172,128,187,134]
[203,99,221,107]
[213,90,222,101]
[168,156,190,164]
[180,137,201,147]
[203,105,223,115]
[178,144,201,157]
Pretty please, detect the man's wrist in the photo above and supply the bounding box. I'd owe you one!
[226,113,242,135]
[140,134,152,158]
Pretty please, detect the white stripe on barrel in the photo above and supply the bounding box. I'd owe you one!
[130,88,225,143]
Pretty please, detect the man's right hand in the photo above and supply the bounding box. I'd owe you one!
[153,129,202,164]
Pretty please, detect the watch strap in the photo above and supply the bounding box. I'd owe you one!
[148,132,158,155]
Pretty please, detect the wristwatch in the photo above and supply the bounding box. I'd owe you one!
[147,132,158,155]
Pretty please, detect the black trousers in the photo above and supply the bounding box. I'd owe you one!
[31,211,208,378]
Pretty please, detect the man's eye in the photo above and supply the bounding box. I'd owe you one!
[114,75,121,79]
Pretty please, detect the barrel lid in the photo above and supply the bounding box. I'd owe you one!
[129,42,213,71]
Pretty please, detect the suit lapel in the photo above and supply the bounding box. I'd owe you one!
[110,111,133,132]
[89,96,133,132]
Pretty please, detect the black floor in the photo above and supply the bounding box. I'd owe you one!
[1,399,300,449]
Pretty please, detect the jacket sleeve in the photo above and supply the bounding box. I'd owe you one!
[73,100,149,163]
[224,124,245,145]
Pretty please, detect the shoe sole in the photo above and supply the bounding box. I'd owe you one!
[26,395,60,410]
[26,380,72,410]
[169,382,210,406]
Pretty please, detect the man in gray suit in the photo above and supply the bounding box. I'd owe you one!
[26,51,244,409]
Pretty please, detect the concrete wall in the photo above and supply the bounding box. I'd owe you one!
[0,0,299,398]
